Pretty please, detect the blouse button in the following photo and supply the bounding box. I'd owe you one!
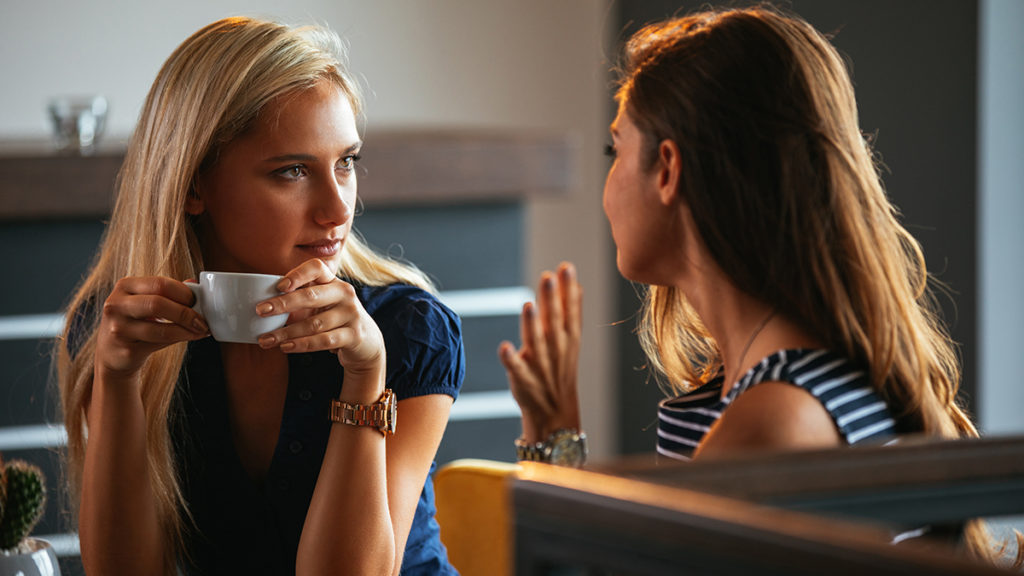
[278,479,289,491]
[298,389,313,401]
[289,440,303,454]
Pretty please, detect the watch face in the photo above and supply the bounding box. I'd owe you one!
[549,430,587,468]
[384,389,397,434]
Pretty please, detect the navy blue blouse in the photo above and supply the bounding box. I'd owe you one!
[173,283,464,575]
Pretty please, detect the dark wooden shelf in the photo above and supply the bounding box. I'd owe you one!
[0,130,577,220]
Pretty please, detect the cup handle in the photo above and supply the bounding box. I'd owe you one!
[184,281,202,314]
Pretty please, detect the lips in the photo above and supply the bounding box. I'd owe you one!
[299,239,342,257]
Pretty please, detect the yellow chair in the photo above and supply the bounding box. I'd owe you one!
[435,458,520,576]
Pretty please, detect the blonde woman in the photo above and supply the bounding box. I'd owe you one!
[57,17,463,575]
[500,5,1012,564]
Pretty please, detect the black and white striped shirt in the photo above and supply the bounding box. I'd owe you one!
[657,348,900,461]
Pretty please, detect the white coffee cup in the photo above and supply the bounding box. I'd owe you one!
[185,271,289,344]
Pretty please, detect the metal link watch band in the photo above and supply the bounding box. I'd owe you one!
[514,428,587,468]
[514,438,551,462]
[329,388,396,436]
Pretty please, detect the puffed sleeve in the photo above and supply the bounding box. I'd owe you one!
[362,284,465,402]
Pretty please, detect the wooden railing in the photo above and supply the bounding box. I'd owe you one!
[599,435,1024,526]
[512,436,1024,575]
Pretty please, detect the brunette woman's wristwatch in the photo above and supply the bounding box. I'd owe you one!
[515,428,587,468]
[329,388,397,436]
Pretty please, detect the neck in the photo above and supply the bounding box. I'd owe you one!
[675,271,820,396]
[701,291,776,387]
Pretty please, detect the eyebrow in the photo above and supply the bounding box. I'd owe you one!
[263,141,363,163]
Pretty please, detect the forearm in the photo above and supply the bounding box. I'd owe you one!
[297,369,398,576]
[81,373,165,574]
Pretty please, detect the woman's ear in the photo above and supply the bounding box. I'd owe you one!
[184,183,205,216]
[656,139,682,207]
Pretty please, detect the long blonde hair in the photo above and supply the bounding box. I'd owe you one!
[56,17,431,573]
[620,6,1002,562]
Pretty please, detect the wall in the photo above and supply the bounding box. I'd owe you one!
[979,0,1024,435]
[0,0,616,458]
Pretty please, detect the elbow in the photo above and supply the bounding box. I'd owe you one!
[297,558,397,576]
[296,539,397,576]
[79,521,167,576]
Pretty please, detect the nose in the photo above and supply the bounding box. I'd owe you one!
[601,172,612,220]
[314,177,354,228]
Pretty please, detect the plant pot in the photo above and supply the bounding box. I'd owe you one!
[0,538,60,576]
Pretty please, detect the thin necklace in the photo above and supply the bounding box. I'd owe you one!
[727,309,777,389]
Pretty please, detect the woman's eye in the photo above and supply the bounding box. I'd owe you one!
[277,165,306,180]
[338,154,362,172]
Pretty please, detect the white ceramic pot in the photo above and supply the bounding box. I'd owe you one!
[0,538,60,576]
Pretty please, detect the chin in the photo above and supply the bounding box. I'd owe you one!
[616,256,666,287]
[321,254,345,276]
[616,255,641,283]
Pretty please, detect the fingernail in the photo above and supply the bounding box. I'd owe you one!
[524,302,534,317]
[258,334,276,348]
[280,341,296,352]
[256,302,274,315]
[277,278,292,291]
[193,318,209,333]
[543,276,555,291]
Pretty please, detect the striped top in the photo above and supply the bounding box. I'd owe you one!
[657,348,901,461]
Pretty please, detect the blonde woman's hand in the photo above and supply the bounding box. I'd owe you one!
[255,259,385,399]
[498,262,583,443]
[95,277,210,385]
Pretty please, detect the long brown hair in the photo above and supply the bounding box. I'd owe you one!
[56,17,432,574]
[619,6,1003,562]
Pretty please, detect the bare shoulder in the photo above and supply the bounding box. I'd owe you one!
[695,381,841,459]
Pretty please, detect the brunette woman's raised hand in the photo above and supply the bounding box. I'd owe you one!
[499,262,583,443]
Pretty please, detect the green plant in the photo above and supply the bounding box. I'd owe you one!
[0,453,47,552]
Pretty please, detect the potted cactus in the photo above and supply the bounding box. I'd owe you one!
[0,453,59,576]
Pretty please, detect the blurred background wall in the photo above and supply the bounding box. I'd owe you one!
[0,0,1021,461]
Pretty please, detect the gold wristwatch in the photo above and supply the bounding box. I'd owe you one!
[515,428,587,468]
[329,388,397,436]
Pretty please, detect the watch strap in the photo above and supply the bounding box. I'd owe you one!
[329,388,396,436]
[514,437,551,462]
[515,428,587,467]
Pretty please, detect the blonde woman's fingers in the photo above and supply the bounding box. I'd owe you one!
[257,275,356,319]
[276,257,337,292]
[107,288,207,336]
